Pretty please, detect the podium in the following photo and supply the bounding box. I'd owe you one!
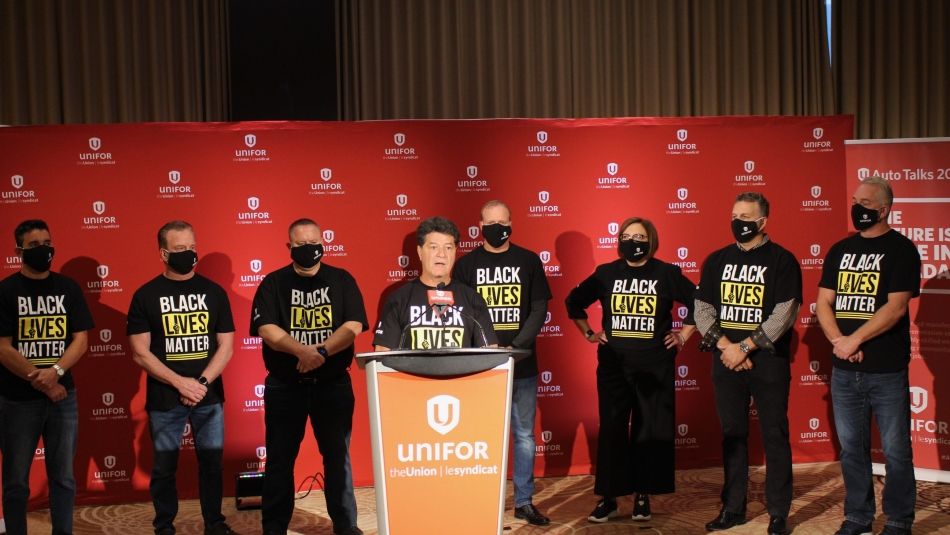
[355,348,528,535]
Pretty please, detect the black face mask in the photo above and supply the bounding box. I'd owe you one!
[731,218,762,244]
[618,240,649,262]
[21,245,54,273]
[291,243,324,269]
[482,223,511,248]
[851,203,881,231]
[165,250,197,275]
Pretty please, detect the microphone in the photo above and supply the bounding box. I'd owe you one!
[395,282,454,350]
[441,302,491,348]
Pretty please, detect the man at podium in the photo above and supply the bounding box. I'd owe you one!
[373,216,497,351]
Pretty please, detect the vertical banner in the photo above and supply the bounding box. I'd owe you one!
[0,116,852,508]
[845,138,950,483]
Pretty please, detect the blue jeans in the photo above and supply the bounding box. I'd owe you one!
[0,390,78,535]
[832,368,915,529]
[147,403,225,533]
[511,375,538,507]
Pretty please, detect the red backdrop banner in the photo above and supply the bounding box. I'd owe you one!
[0,116,852,508]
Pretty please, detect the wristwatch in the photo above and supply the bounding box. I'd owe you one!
[52,364,65,377]
[585,329,595,339]
[317,346,329,358]
[197,376,209,386]
[738,341,752,354]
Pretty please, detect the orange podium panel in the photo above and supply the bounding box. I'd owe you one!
[356,348,526,535]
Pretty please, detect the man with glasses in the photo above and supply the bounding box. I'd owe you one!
[0,219,93,535]
[694,193,801,535]
[128,220,236,535]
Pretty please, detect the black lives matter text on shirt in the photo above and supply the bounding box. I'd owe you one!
[819,229,921,372]
[454,244,551,377]
[0,272,94,400]
[127,274,234,411]
[696,240,802,357]
[250,263,368,382]
[566,258,695,354]
[373,279,498,351]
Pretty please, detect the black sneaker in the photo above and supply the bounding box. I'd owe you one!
[204,523,236,535]
[632,493,651,521]
[515,503,551,525]
[587,499,619,523]
[834,520,872,535]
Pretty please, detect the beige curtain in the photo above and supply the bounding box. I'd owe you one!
[336,0,836,120]
[833,0,950,138]
[0,0,229,125]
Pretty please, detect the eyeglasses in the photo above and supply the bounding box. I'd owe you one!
[619,233,648,241]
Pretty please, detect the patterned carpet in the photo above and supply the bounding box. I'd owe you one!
[22,462,950,534]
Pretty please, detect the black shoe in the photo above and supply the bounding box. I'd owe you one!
[205,522,236,535]
[834,520,873,535]
[332,526,363,535]
[156,530,175,535]
[705,510,747,531]
[587,499,619,523]
[515,503,551,526]
[768,516,791,535]
[879,526,912,535]
[632,493,651,521]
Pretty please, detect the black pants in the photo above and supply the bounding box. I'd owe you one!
[594,344,676,497]
[261,373,358,534]
[711,351,792,518]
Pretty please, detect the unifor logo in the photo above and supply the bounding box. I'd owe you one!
[466,165,478,178]
[607,222,619,235]
[809,303,817,315]
[809,360,820,373]
[676,187,688,201]
[536,130,548,144]
[426,394,460,436]
[93,201,106,215]
[909,386,928,414]
[396,194,408,207]
[244,134,256,148]
[11,174,23,189]
[250,259,262,273]
[541,370,553,384]
[744,160,755,173]
[677,247,688,260]
[676,129,688,142]
[677,424,689,436]
[677,306,688,319]
[810,244,821,256]
[468,226,479,239]
[538,190,550,204]
[322,229,335,243]
[397,255,409,268]
[607,162,619,176]
[544,311,552,324]
[393,133,406,146]
[810,185,822,199]
[539,251,551,264]
[677,365,688,379]
[97,265,110,279]
[813,127,824,140]
[254,384,265,398]
[320,168,332,181]
[809,418,820,431]
[103,455,116,469]
[247,196,260,211]
[100,329,112,343]
[858,167,870,180]
[541,430,553,443]
[256,446,267,460]
[102,392,114,406]
[89,137,102,151]
[168,170,181,184]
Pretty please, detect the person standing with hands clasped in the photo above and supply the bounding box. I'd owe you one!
[565,217,696,524]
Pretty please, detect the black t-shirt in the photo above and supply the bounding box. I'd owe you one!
[0,272,94,400]
[566,258,696,354]
[127,274,234,411]
[819,229,921,372]
[373,279,498,350]
[454,244,552,377]
[695,240,802,357]
[250,263,368,382]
